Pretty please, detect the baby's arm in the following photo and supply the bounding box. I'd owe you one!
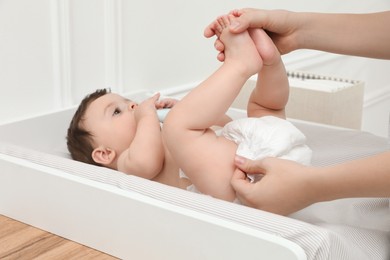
[118,94,164,179]
[247,29,289,119]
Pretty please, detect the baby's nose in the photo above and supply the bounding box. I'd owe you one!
[128,102,138,110]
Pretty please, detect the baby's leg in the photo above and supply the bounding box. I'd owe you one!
[163,15,263,201]
[249,29,281,66]
[168,15,263,132]
[246,29,289,118]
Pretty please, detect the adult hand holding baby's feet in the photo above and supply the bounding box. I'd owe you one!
[204,11,281,66]
[214,14,262,77]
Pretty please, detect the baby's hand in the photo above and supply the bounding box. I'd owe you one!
[135,93,160,121]
[155,97,178,109]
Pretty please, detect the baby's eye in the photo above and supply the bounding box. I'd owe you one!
[113,108,121,116]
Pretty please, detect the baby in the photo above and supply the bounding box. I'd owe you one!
[67,15,311,202]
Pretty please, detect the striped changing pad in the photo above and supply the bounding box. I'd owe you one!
[1,119,389,260]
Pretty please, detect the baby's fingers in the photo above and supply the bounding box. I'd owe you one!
[156,98,178,109]
[138,93,160,110]
[150,92,161,102]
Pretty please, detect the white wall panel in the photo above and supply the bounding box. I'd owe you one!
[121,1,221,93]
[0,0,389,137]
[0,0,56,122]
[68,0,106,101]
[119,0,367,94]
[51,0,72,107]
[103,0,123,94]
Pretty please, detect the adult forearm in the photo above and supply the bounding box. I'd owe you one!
[314,151,390,202]
[297,11,390,59]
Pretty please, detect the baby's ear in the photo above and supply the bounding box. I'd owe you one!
[92,146,116,166]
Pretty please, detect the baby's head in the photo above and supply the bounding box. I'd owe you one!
[67,89,138,168]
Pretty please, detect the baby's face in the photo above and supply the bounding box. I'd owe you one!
[83,93,138,155]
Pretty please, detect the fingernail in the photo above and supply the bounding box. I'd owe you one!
[235,155,245,165]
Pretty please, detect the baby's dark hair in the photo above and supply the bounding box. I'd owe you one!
[66,89,110,166]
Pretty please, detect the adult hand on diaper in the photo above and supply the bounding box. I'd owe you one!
[231,155,316,216]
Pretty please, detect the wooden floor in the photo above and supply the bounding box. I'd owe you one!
[0,215,118,259]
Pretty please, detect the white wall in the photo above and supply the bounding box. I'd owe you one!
[0,0,389,136]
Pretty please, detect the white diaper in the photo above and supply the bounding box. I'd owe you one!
[221,116,312,182]
[222,116,311,163]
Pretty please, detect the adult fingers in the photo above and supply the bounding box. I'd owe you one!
[204,19,221,38]
[229,8,270,34]
[230,168,253,204]
[204,26,215,38]
[217,52,225,62]
[214,39,224,52]
[214,39,225,62]
[234,155,267,175]
[228,11,251,33]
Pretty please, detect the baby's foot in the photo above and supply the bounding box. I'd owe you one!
[248,29,281,66]
[215,15,262,76]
